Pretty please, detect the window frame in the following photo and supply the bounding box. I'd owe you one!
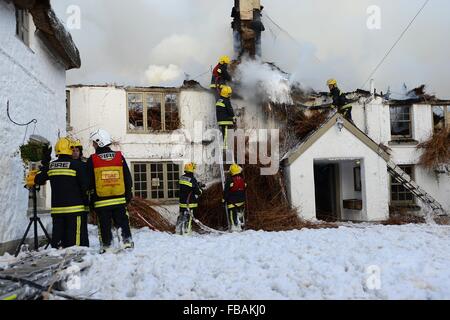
[390,165,416,206]
[16,7,31,47]
[431,105,449,133]
[126,89,180,133]
[389,105,413,140]
[131,161,182,203]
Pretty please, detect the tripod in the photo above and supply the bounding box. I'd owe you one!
[15,185,52,257]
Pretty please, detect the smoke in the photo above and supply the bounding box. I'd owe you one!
[145,64,183,86]
[235,58,293,104]
[52,0,450,98]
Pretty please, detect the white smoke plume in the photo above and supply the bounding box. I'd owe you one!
[145,64,183,86]
[235,58,293,104]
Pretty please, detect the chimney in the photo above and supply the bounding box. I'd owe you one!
[370,79,375,96]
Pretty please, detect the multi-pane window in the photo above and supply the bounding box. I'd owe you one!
[390,105,412,139]
[133,163,148,199]
[127,91,179,132]
[432,106,447,133]
[16,8,30,47]
[391,165,415,205]
[132,162,181,201]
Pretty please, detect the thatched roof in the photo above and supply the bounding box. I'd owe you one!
[12,0,81,70]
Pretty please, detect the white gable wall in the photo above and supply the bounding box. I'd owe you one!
[0,2,67,246]
[286,123,389,222]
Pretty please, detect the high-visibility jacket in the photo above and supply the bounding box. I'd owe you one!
[179,173,203,210]
[35,155,89,216]
[216,97,235,126]
[210,63,232,89]
[224,174,247,209]
[87,147,132,209]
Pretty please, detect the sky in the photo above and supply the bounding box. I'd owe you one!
[52,0,450,98]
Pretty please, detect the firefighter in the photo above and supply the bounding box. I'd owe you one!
[176,163,204,235]
[211,55,232,99]
[71,139,89,247]
[35,137,89,249]
[71,139,87,163]
[87,129,134,253]
[327,79,353,121]
[216,85,236,150]
[224,164,247,231]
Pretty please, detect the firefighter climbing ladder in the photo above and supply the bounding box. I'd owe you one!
[386,160,448,216]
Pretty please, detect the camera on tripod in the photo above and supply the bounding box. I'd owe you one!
[16,135,53,257]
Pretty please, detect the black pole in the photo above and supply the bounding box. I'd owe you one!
[15,185,52,257]
[33,186,38,250]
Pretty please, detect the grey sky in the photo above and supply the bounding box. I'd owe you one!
[52,0,450,98]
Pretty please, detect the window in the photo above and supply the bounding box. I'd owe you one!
[127,91,180,132]
[16,8,30,46]
[390,105,412,139]
[132,162,181,202]
[390,165,415,206]
[432,106,447,133]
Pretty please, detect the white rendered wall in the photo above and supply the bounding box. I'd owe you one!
[0,2,66,245]
[68,86,220,184]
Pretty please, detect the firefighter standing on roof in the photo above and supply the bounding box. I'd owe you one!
[216,85,236,150]
[176,163,204,235]
[87,129,134,253]
[211,55,232,99]
[224,164,247,231]
[327,79,353,121]
[35,137,89,249]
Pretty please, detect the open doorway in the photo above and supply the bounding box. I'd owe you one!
[314,163,340,221]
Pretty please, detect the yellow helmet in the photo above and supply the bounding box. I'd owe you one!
[327,79,337,87]
[230,163,243,176]
[184,162,197,173]
[71,139,83,149]
[219,55,231,65]
[55,137,73,156]
[220,85,233,98]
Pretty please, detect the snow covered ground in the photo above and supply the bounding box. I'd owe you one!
[2,223,450,300]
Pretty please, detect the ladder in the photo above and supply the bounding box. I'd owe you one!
[386,160,448,216]
[218,139,235,231]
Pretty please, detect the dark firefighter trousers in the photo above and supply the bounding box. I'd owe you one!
[219,124,234,149]
[52,212,89,249]
[96,205,132,247]
[228,203,245,228]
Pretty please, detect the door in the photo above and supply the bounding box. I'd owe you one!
[314,163,340,221]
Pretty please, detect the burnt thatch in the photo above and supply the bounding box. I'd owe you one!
[417,128,450,170]
[196,164,337,232]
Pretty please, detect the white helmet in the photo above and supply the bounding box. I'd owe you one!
[89,129,112,148]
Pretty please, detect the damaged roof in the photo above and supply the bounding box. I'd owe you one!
[282,112,391,166]
[386,85,450,105]
[12,0,81,70]
[67,80,211,92]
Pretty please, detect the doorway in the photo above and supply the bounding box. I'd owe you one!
[314,163,340,221]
